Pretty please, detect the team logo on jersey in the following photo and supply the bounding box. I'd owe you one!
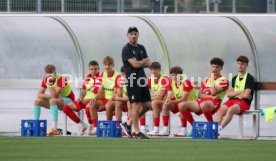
[44,74,56,87]
[132,50,135,55]
[131,95,135,100]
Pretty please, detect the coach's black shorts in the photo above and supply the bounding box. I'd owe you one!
[126,84,151,103]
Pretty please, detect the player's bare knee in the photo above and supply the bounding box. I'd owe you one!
[201,105,209,112]
[178,102,186,111]
[115,104,122,111]
[50,98,58,105]
[152,103,158,111]
[34,98,43,105]
[220,106,228,114]
[91,100,99,108]
[152,100,158,108]
[201,102,212,112]
[163,104,169,111]
[115,101,122,107]
[91,104,98,111]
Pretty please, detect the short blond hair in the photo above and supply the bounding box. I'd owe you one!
[103,56,114,65]
[44,64,56,73]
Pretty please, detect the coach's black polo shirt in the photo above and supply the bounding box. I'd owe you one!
[121,43,148,79]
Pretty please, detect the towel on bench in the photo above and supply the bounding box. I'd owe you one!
[260,107,276,123]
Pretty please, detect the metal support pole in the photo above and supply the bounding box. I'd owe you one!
[253,114,258,138]
[238,115,243,138]
[160,0,164,13]
[174,0,178,13]
[232,0,236,13]
[97,0,102,13]
[117,0,120,13]
[164,5,168,13]
[267,0,269,13]
[63,114,67,136]
[273,0,276,13]
[267,0,275,13]
[206,0,210,12]
[37,0,42,13]
[7,0,11,12]
[61,0,65,13]
[121,0,124,13]
[213,0,220,13]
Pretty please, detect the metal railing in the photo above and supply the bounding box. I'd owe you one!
[0,0,274,14]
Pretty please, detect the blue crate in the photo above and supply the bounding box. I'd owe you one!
[21,120,47,137]
[96,120,122,138]
[192,122,218,139]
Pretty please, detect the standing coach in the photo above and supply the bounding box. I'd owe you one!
[121,26,151,139]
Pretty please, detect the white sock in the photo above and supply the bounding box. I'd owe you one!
[153,126,159,132]
[78,122,85,127]
[181,127,187,132]
[218,126,223,132]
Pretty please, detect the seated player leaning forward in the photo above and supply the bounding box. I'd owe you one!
[63,60,102,135]
[178,58,229,124]
[158,66,196,136]
[33,64,75,135]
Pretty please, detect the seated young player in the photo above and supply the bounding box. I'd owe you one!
[62,60,101,135]
[147,62,169,136]
[114,66,130,121]
[33,64,75,135]
[215,56,255,131]
[158,66,196,136]
[178,58,229,127]
[88,56,120,134]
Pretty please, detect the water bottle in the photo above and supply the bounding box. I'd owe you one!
[202,131,206,138]
[106,123,110,129]
[197,131,201,138]
[24,122,28,128]
[40,122,45,136]
[100,123,103,129]
[102,130,106,137]
[106,130,109,137]
[40,122,44,128]
[27,122,33,136]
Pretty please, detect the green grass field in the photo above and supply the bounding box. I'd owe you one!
[0,136,275,161]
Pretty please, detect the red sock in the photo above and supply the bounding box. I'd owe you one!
[162,116,169,126]
[63,105,80,123]
[180,118,187,127]
[92,119,97,127]
[139,117,146,126]
[153,117,160,127]
[181,110,194,126]
[204,110,213,122]
[85,107,92,125]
